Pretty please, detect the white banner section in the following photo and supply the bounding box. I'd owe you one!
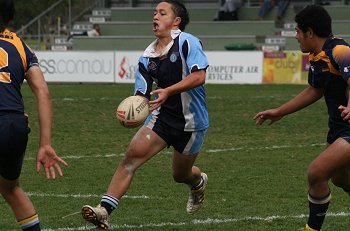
[206,51,263,84]
[37,51,263,84]
[36,51,115,83]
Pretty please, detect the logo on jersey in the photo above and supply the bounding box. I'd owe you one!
[170,53,178,63]
[344,66,350,73]
[310,65,314,73]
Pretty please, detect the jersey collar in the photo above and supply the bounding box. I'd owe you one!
[143,29,182,58]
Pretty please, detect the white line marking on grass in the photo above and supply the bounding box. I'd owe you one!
[63,153,122,159]
[61,211,81,219]
[25,153,124,161]
[26,192,149,199]
[206,95,292,100]
[42,211,350,230]
[24,143,325,161]
[57,97,110,102]
[206,143,325,153]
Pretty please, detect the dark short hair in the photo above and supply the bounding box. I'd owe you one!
[0,0,14,32]
[162,0,189,31]
[295,5,332,38]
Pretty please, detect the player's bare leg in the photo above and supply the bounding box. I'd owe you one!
[172,151,208,214]
[82,126,167,229]
[106,126,167,197]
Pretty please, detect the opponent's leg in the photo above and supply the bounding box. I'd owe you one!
[0,177,41,231]
[304,138,350,230]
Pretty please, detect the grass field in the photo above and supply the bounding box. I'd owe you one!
[1,83,350,231]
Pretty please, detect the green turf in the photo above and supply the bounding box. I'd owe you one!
[1,83,350,230]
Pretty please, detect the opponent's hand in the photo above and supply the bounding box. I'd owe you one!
[339,105,350,122]
[149,88,170,111]
[36,145,68,179]
[253,109,283,125]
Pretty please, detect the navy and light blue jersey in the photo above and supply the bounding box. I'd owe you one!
[0,29,38,113]
[308,36,350,143]
[134,31,209,131]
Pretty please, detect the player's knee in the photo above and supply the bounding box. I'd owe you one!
[307,163,328,186]
[120,148,146,174]
[120,153,137,174]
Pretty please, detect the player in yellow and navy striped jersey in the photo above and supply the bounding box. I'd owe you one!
[254,5,350,231]
[0,1,68,230]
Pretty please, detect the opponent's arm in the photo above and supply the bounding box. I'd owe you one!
[26,66,68,179]
[335,45,350,121]
[339,77,350,121]
[254,86,323,125]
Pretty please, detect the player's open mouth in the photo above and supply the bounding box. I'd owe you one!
[153,22,159,31]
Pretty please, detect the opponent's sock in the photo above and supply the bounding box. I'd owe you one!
[17,214,41,231]
[307,191,331,231]
[100,194,119,215]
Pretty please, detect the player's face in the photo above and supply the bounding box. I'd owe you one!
[295,26,312,53]
[153,2,180,38]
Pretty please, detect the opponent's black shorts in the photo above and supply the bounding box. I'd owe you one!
[327,125,350,144]
[0,113,30,180]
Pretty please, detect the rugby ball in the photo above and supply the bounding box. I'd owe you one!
[116,96,149,128]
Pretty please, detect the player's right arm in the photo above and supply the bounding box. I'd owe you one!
[254,86,323,125]
[26,66,68,179]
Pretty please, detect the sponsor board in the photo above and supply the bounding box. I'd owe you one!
[36,51,115,83]
[262,51,309,84]
[115,51,263,84]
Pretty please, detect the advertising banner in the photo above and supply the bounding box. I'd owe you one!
[206,51,263,84]
[115,51,263,84]
[36,51,115,83]
[115,52,141,83]
[35,51,263,84]
[262,51,309,84]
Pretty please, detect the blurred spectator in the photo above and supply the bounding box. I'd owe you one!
[67,23,101,41]
[257,0,290,21]
[213,0,242,21]
[276,0,290,21]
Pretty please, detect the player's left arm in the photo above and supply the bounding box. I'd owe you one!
[334,45,350,121]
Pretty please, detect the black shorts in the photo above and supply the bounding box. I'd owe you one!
[327,125,350,144]
[145,115,207,155]
[0,113,30,180]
